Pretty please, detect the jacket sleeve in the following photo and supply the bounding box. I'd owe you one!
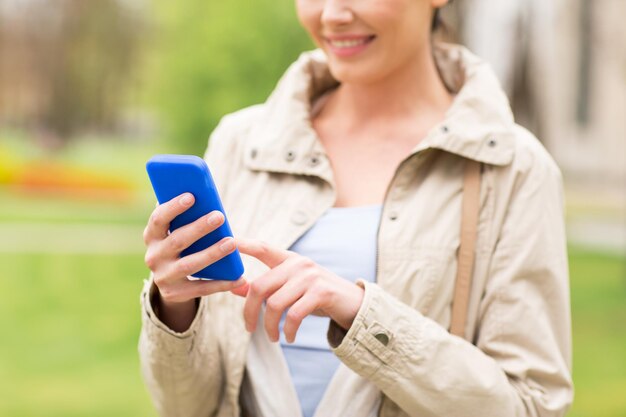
[138,116,242,417]
[139,278,224,417]
[328,151,573,416]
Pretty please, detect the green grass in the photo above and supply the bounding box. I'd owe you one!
[568,247,626,417]
[0,134,162,415]
[0,253,157,417]
[0,247,624,416]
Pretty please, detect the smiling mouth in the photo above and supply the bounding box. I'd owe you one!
[325,35,376,49]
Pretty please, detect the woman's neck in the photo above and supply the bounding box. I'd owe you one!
[321,45,453,134]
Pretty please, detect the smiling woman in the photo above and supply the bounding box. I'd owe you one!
[138,1,573,416]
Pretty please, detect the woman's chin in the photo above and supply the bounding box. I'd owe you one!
[324,57,380,85]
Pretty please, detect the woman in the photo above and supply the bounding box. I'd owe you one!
[139,1,573,416]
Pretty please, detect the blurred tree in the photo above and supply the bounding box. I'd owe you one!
[0,0,145,147]
[150,0,312,154]
[45,0,144,141]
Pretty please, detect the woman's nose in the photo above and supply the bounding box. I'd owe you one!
[320,0,354,26]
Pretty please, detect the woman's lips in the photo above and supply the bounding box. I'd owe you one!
[324,35,376,57]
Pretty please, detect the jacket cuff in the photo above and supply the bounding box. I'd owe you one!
[328,280,428,385]
[140,277,206,357]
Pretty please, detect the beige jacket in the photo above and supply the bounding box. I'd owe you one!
[139,44,573,417]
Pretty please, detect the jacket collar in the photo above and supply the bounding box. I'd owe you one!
[244,44,515,180]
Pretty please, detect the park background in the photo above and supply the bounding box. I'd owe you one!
[0,0,624,416]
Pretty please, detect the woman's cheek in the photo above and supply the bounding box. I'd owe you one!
[295,2,321,43]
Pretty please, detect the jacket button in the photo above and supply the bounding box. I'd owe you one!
[291,211,308,225]
[308,154,321,167]
[285,150,296,162]
[250,149,258,159]
[388,211,398,221]
[487,138,497,147]
[374,332,390,346]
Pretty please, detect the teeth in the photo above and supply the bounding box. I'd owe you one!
[329,38,368,48]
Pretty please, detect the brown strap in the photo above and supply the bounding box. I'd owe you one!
[450,160,482,339]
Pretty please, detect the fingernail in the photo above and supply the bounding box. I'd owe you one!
[180,194,193,206]
[208,211,221,226]
[220,239,235,252]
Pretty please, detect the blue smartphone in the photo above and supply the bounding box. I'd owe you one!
[146,154,244,281]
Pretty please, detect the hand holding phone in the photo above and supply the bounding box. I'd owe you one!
[146,154,244,281]
[143,155,246,331]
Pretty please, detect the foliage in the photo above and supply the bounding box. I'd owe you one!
[0,0,145,142]
[149,0,313,154]
[46,0,144,138]
[0,131,144,201]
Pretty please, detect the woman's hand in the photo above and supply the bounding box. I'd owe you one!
[236,238,364,343]
[143,193,246,331]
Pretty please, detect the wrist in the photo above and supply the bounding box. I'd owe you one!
[331,282,365,331]
[156,296,198,316]
[151,287,199,332]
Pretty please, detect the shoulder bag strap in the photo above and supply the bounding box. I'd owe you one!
[450,159,482,339]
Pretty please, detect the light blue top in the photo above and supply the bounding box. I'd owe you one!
[279,204,382,417]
